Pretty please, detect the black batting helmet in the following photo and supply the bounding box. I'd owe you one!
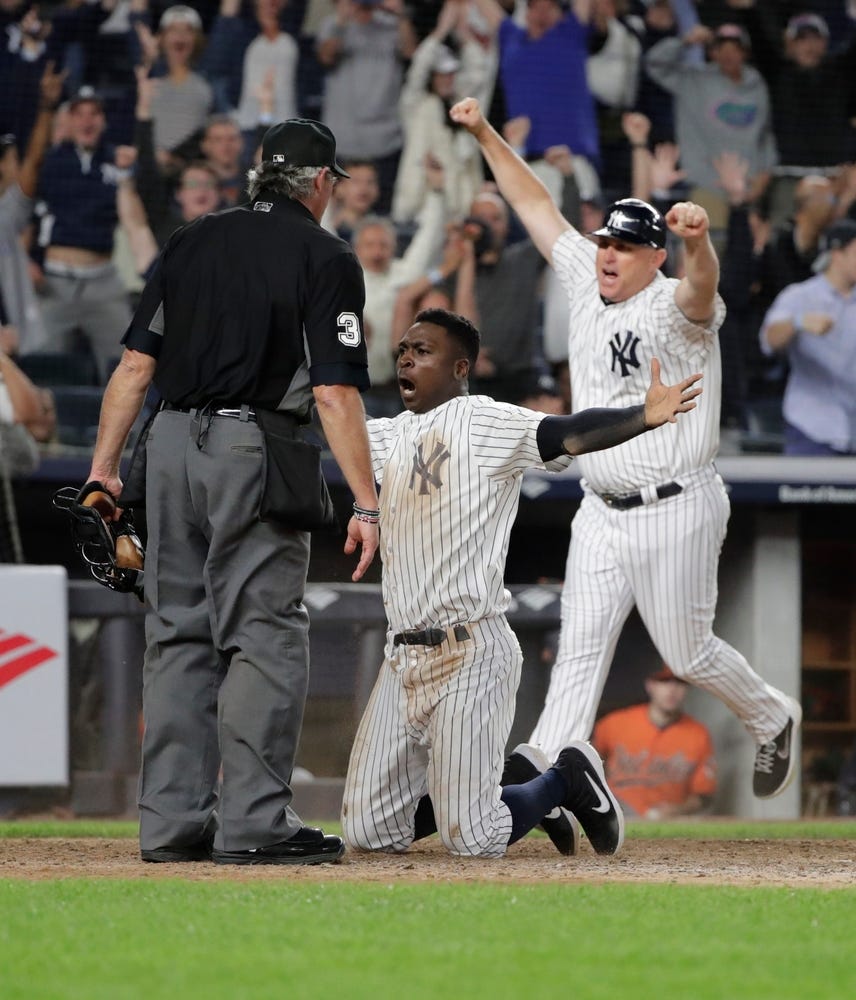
[591,198,667,249]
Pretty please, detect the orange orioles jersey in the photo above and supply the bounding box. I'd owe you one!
[592,704,717,817]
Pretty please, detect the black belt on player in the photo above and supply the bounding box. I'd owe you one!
[161,401,258,423]
[393,625,471,647]
[596,481,683,511]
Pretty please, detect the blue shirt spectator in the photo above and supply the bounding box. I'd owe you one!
[760,219,856,456]
[473,0,599,167]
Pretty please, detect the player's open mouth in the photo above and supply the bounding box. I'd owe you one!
[398,376,416,396]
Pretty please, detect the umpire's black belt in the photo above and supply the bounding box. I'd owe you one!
[161,401,257,423]
[596,481,683,510]
[393,625,471,647]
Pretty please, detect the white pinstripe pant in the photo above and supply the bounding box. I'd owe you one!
[342,616,520,858]
[530,468,792,759]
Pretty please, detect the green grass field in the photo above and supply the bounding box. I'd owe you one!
[2,822,855,1000]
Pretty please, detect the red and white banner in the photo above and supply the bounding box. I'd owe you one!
[0,566,68,785]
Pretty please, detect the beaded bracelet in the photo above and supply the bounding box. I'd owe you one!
[352,503,380,524]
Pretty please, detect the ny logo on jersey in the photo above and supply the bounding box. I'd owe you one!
[409,440,450,495]
[610,330,641,378]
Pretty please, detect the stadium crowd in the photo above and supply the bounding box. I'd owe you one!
[1,0,855,475]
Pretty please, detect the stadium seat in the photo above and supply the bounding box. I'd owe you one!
[17,351,100,388]
[741,398,785,454]
[52,386,105,448]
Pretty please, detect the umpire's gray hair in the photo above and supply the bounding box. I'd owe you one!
[246,162,323,201]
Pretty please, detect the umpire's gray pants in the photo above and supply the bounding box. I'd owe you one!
[138,409,311,853]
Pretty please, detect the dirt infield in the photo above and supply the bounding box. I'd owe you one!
[2,837,854,888]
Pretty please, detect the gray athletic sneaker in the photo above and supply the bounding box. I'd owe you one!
[552,741,625,856]
[504,743,580,856]
[753,695,802,799]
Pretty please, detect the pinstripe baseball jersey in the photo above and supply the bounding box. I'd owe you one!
[367,395,571,633]
[529,226,795,763]
[552,228,726,493]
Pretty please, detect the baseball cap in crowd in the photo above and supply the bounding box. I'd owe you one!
[712,23,750,50]
[785,12,829,41]
[68,86,104,111]
[591,198,667,249]
[514,371,563,404]
[432,44,461,75]
[159,4,203,30]
[261,119,350,178]
[813,218,856,272]
[648,664,685,683]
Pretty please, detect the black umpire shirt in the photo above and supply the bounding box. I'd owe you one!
[122,193,369,414]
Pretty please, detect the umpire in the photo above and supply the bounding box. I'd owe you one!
[85,119,380,865]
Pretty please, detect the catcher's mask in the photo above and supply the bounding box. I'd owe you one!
[52,482,145,601]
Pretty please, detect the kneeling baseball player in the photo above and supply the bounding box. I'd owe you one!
[342,308,702,858]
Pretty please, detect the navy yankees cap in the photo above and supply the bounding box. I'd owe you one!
[69,86,104,111]
[261,119,350,178]
[591,198,667,249]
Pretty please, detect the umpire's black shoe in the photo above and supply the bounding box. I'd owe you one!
[552,741,624,856]
[753,696,802,799]
[141,839,213,863]
[503,744,580,856]
[211,826,345,866]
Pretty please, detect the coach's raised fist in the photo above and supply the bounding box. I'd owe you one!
[665,201,709,240]
[449,98,486,136]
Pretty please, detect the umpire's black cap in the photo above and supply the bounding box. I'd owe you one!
[591,198,667,249]
[261,119,350,178]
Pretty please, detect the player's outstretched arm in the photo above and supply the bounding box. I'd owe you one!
[449,97,572,262]
[667,201,720,324]
[536,358,702,458]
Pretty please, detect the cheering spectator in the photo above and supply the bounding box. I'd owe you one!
[470,0,600,200]
[134,4,213,168]
[0,61,64,355]
[644,22,777,245]
[200,113,249,205]
[202,0,258,112]
[742,6,856,227]
[586,0,641,202]
[592,663,717,820]
[749,172,839,401]
[352,163,446,411]
[322,157,380,243]
[120,156,222,277]
[390,219,480,348]
[625,0,678,145]
[392,0,497,224]
[317,0,418,213]
[759,218,856,456]
[234,0,299,148]
[34,86,133,381]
